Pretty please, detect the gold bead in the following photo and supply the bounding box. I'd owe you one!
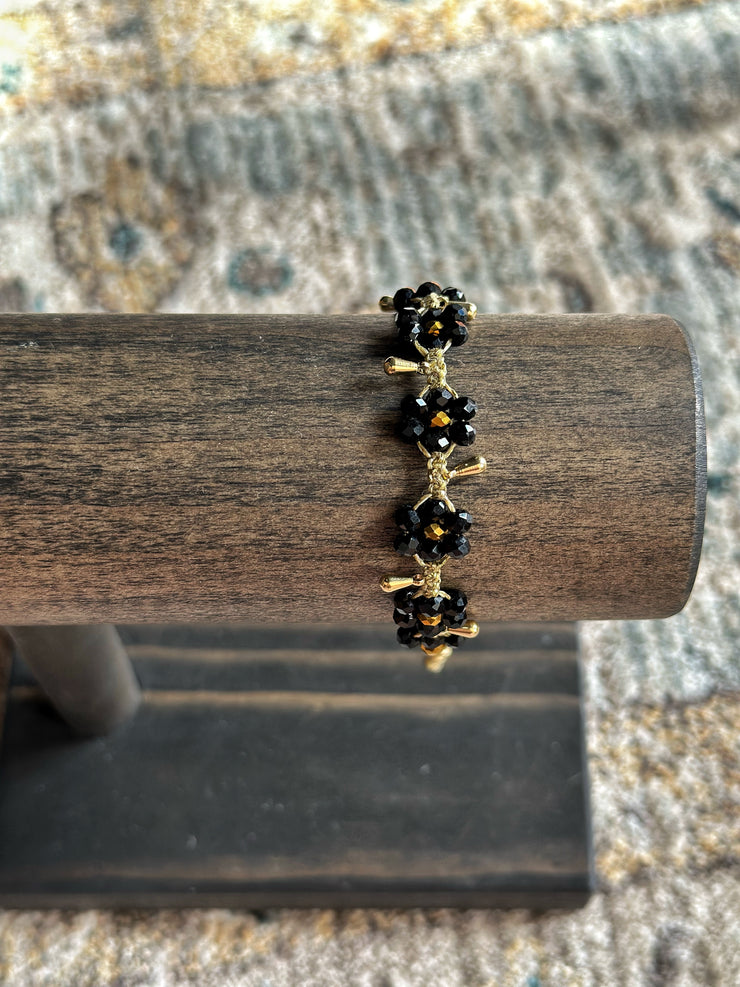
[423,644,453,672]
[378,296,395,311]
[423,521,446,541]
[462,302,477,319]
[384,356,422,375]
[379,573,425,593]
[430,410,451,428]
[449,455,487,481]
[421,640,452,657]
[454,620,480,638]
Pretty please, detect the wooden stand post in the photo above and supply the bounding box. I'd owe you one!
[5,626,140,736]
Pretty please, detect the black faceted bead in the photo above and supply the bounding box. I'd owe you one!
[394,586,417,611]
[444,592,468,628]
[416,281,441,297]
[421,429,451,453]
[418,329,445,349]
[445,611,467,629]
[395,306,420,331]
[448,510,473,534]
[442,303,467,327]
[426,387,454,410]
[444,588,468,614]
[419,498,448,522]
[393,606,417,628]
[397,417,425,443]
[442,287,465,302]
[395,307,422,352]
[415,621,446,639]
[394,531,420,557]
[444,533,470,558]
[393,288,416,311]
[397,626,420,648]
[446,634,461,648]
[400,393,428,418]
[420,307,446,329]
[394,504,421,531]
[415,594,446,619]
[444,589,468,627]
[449,395,477,420]
[449,420,476,446]
[397,329,422,353]
[448,322,469,347]
[417,540,445,562]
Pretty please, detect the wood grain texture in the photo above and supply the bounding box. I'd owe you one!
[0,622,593,908]
[0,314,705,623]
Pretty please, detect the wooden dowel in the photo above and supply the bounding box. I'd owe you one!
[5,625,141,735]
[0,314,705,623]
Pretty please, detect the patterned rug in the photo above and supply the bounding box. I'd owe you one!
[0,0,739,983]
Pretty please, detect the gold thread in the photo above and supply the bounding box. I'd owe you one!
[421,347,448,390]
[426,451,452,497]
[420,559,447,597]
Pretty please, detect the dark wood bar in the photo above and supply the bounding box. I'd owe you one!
[0,313,705,624]
[0,621,594,909]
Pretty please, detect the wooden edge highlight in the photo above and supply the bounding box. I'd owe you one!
[574,631,597,898]
[0,628,13,753]
[671,316,707,610]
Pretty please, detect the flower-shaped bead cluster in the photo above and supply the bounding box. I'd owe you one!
[394,497,472,563]
[393,282,470,355]
[392,586,469,653]
[397,386,477,453]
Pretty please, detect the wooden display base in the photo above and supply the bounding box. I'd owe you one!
[0,623,594,909]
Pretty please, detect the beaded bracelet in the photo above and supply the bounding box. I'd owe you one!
[378,281,487,672]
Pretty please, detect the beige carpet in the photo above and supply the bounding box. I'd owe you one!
[0,0,739,983]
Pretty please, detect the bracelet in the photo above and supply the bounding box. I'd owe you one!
[378,281,487,672]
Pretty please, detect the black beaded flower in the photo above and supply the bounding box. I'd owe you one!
[394,497,472,562]
[393,283,469,354]
[398,386,477,453]
[392,586,469,651]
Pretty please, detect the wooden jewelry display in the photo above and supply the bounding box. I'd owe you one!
[0,313,705,908]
